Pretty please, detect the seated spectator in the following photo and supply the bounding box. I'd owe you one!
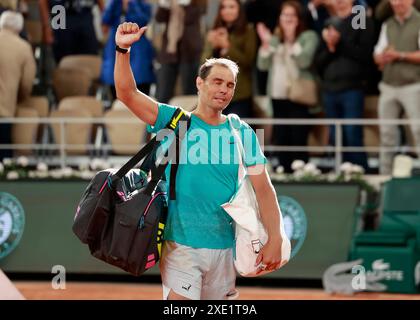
[101,0,155,99]
[0,0,28,39]
[39,0,104,64]
[257,0,319,172]
[315,0,376,171]
[202,0,256,118]
[155,0,207,103]
[374,0,420,175]
[0,11,36,160]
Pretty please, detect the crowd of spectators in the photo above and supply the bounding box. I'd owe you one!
[1,0,420,175]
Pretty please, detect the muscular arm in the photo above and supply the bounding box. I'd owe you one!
[248,164,284,271]
[114,23,158,126]
[249,165,282,243]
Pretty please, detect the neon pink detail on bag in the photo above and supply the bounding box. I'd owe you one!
[99,180,108,194]
[145,260,156,269]
[116,191,126,201]
[147,254,155,261]
[143,192,165,217]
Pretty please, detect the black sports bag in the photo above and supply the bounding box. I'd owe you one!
[72,108,189,276]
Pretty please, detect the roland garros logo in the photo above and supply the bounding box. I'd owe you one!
[0,192,25,259]
[279,196,307,258]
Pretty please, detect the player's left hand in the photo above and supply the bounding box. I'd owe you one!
[255,237,282,274]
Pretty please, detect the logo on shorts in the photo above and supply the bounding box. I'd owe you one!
[279,196,307,258]
[182,283,192,291]
[0,192,25,260]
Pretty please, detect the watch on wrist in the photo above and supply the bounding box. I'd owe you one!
[116,45,131,54]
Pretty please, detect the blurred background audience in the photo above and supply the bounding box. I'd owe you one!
[202,0,256,118]
[257,0,319,172]
[101,0,155,98]
[154,0,207,103]
[315,0,376,171]
[2,0,419,174]
[0,10,35,160]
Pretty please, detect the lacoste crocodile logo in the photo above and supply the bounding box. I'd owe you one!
[372,259,390,271]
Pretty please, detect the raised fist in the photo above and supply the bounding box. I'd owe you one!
[115,22,147,48]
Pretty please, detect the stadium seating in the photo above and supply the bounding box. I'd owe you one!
[103,100,147,155]
[168,95,198,112]
[350,177,420,293]
[58,96,103,118]
[12,107,39,156]
[59,55,102,82]
[50,108,93,155]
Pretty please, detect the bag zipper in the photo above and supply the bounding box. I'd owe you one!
[139,192,166,229]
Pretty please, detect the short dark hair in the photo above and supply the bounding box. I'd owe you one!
[198,58,239,81]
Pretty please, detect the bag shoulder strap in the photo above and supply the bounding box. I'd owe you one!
[144,108,191,195]
[112,108,189,189]
[227,113,245,163]
[169,115,191,200]
[227,113,242,131]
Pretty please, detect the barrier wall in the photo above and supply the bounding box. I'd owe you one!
[0,181,361,280]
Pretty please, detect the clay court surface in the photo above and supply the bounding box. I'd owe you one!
[12,282,420,300]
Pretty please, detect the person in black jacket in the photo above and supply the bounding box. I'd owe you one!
[315,0,376,170]
[303,0,331,35]
[39,0,104,63]
[244,0,283,94]
[244,0,284,31]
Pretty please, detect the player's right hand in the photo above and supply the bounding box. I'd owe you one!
[115,22,147,49]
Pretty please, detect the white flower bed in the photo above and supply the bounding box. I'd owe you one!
[0,157,108,181]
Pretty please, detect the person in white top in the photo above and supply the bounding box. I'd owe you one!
[257,0,319,172]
